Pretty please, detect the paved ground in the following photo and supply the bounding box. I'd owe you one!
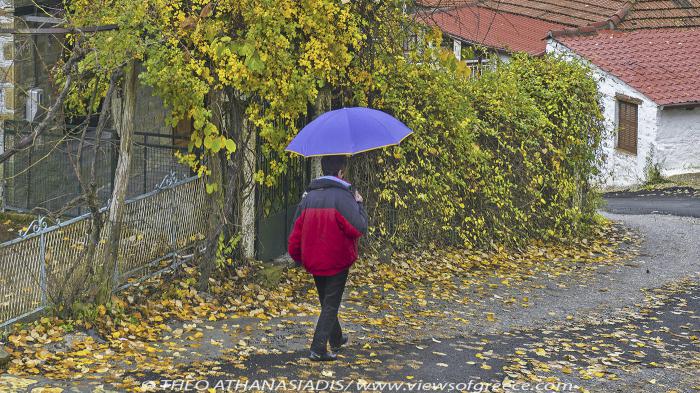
[3,205,699,392]
[124,212,699,393]
[229,279,700,392]
[603,187,700,218]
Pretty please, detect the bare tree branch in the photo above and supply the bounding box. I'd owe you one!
[0,43,85,164]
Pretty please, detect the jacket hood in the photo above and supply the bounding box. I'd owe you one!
[308,177,352,191]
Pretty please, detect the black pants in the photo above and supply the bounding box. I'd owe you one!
[311,269,349,354]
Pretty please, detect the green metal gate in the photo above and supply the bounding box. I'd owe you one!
[255,145,311,261]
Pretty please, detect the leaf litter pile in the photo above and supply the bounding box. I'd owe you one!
[3,221,696,392]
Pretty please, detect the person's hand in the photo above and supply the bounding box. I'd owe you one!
[354,190,363,203]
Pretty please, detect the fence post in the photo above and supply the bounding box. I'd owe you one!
[39,228,47,307]
[156,172,179,261]
[21,217,49,307]
[143,134,148,194]
[168,175,178,261]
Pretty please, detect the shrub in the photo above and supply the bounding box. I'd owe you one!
[644,146,665,187]
[350,53,605,250]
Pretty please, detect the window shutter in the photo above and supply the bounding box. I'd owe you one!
[617,100,638,154]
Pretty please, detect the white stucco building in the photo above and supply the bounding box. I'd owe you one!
[547,28,700,188]
[428,0,700,189]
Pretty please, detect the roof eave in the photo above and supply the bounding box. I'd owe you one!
[446,34,512,55]
[548,1,633,39]
[660,101,700,109]
[448,34,545,57]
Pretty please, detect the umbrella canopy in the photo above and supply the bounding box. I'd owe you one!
[285,107,413,157]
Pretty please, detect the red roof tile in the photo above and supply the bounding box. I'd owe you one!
[425,5,565,55]
[418,0,628,27]
[419,0,700,30]
[618,0,700,30]
[556,28,700,105]
[477,0,628,27]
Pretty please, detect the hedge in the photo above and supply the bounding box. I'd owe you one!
[350,53,606,251]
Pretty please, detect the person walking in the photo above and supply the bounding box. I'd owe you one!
[288,155,368,361]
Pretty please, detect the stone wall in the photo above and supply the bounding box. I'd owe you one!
[0,3,15,119]
[0,0,64,122]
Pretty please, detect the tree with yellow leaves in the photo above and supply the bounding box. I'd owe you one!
[62,0,363,299]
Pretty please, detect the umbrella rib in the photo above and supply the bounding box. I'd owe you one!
[365,108,398,143]
[344,108,356,155]
[301,111,338,156]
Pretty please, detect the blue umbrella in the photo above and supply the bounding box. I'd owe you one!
[285,107,413,157]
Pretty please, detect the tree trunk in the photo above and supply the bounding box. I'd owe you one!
[199,90,226,292]
[96,61,137,304]
[56,72,120,311]
[223,94,246,257]
[0,45,84,164]
[240,117,256,259]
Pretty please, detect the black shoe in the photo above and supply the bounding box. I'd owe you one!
[309,351,337,362]
[330,335,349,352]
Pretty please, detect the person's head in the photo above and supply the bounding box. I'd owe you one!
[321,155,348,178]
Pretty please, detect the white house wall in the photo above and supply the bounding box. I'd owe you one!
[656,107,700,177]
[546,40,659,189]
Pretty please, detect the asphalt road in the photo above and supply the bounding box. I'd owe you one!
[137,272,699,393]
[603,187,700,218]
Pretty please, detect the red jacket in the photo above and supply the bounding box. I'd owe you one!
[288,177,368,276]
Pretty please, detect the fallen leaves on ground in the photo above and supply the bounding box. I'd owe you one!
[0,222,641,391]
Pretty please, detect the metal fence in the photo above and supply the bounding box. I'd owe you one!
[255,140,311,261]
[0,174,208,329]
[2,120,191,216]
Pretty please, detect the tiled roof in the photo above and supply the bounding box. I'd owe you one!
[417,0,628,27]
[416,0,472,7]
[556,28,700,105]
[618,0,700,29]
[425,5,565,55]
[418,0,700,30]
[476,0,628,27]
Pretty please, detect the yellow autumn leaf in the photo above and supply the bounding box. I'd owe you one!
[31,388,63,393]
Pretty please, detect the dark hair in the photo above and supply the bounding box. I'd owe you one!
[321,155,348,176]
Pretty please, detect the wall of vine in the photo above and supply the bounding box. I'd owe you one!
[347,44,606,250]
